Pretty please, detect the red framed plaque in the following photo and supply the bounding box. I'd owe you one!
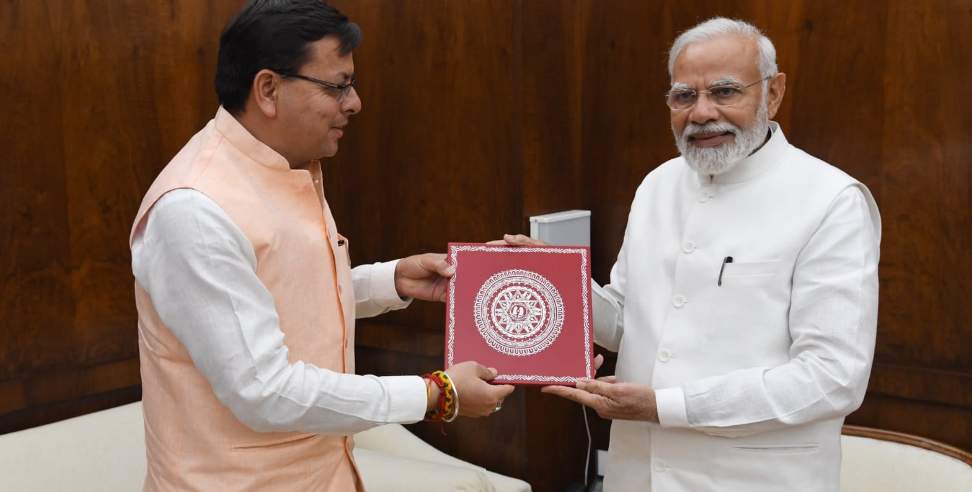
[445,243,593,386]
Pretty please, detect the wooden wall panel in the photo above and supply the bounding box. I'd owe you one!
[0,0,241,432]
[2,1,970,491]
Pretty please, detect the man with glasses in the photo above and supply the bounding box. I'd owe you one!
[506,17,881,491]
[129,1,512,490]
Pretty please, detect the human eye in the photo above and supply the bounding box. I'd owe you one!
[317,81,349,98]
[330,78,354,96]
[670,90,696,105]
[710,86,742,102]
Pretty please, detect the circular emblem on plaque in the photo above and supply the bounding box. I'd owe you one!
[473,269,564,356]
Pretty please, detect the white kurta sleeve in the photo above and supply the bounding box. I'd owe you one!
[352,260,412,319]
[593,279,625,352]
[593,234,630,352]
[131,189,427,435]
[656,186,879,437]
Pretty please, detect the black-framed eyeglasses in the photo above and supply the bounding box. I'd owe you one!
[275,71,357,102]
[665,75,772,111]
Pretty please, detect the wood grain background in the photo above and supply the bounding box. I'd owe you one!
[2,1,969,490]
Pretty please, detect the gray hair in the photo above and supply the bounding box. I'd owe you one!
[668,17,778,79]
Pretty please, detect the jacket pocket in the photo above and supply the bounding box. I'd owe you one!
[722,259,782,278]
[732,443,820,455]
[233,432,318,450]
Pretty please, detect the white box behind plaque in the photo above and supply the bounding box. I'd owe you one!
[529,210,591,247]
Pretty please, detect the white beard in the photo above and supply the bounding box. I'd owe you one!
[674,99,770,176]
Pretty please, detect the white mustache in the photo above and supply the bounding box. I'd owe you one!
[683,121,740,139]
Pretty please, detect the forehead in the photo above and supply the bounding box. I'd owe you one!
[302,36,354,76]
[671,34,760,84]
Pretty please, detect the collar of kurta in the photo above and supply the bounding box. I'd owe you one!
[213,105,322,175]
[696,121,787,185]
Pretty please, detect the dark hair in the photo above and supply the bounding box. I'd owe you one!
[215,0,362,113]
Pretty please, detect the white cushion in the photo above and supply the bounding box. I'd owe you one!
[355,423,531,492]
[0,402,146,491]
[841,434,972,491]
[0,402,531,492]
[354,447,495,491]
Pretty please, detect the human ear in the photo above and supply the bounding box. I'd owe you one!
[766,72,786,119]
[251,69,280,118]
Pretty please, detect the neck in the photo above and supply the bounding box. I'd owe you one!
[233,108,305,169]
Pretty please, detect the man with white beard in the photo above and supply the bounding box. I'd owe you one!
[504,17,881,491]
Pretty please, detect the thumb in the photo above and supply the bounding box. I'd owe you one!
[439,260,456,277]
[425,254,454,277]
[476,364,498,380]
[417,254,448,275]
[493,384,515,398]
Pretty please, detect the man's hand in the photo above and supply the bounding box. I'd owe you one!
[541,355,658,422]
[486,234,548,247]
[446,361,515,417]
[542,376,658,422]
[395,253,455,302]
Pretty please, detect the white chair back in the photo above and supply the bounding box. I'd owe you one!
[841,425,972,492]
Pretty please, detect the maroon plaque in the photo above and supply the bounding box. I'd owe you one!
[445,243,593,386]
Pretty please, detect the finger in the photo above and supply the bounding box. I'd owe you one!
[540,385,570,396]
[540,385,572,397]
[508,234,528,245]
[596,375,617,383]
[502,234,537,246]
[594,354,604,371]
[542,385,602,408]
[485,239,508,245]
[432,277,449,302]
[517,234,547,246]
[576,378,616,397]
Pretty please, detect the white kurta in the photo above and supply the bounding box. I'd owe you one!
[131,189,428,435]
[593,123,880,492]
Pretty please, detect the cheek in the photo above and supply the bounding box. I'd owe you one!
[314,104,340,127]
[293,105,327,134]
[671,113,687,134]
[726,98,762,128]
[724,110,756,130]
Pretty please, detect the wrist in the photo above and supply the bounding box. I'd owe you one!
[393,259,409,301]
[423,370,459,422]
[424,377,441,412]
[393,260,403,292]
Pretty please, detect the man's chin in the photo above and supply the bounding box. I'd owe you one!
[683,148,739,176]
[318,145,339,160]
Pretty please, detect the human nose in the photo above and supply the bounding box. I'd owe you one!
[687,91,719,124]
[342,86,361,115]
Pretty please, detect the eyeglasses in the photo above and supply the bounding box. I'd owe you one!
[665,76,772,111]
[276,71,357,102]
